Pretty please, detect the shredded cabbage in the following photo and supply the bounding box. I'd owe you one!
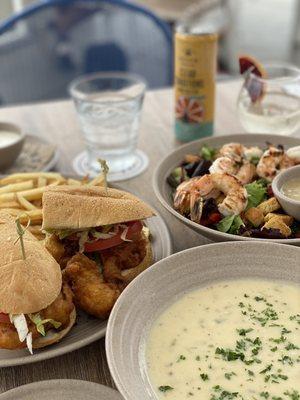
[120,225,132,242]
[78,231,89,253]
[9,314,33,354]
[26,332,33,354]
[28,313,62,336]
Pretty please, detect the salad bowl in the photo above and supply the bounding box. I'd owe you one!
[153,133,300,245]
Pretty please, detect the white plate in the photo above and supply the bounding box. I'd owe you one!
[0,380,122,400]
[0,206,172,367]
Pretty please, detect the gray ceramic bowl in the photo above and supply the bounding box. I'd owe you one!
[0,122,24,170]
[153,133,300,245]
[106,241,300,400]
[272,165,300,221]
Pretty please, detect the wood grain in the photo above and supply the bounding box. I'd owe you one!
[0,80,244,393]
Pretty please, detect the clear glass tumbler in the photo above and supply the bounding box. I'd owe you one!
[237,65,300,135]
[70,72,146,174]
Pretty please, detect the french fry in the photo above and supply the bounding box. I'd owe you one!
[18,209,43,225]
[0,180,34,194]
[0,172,64,185]
[88,175,104,186]
[37,176,47,187]
[0,187,45,203]
[0,201,22,209]
[16,193,37,211]
[67,178,82,186]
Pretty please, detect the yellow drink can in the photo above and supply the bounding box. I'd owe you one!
[174,31,218,142]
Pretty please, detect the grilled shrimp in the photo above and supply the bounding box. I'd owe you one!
[174,175,220,222]
[210,173,248,216]
[257,145,295,181]
[174,172,247,220]
[209,157,256,184]
[235,161,256,185]
[218,143,245,163]
[209,156,238,175]
[243,146,263,161]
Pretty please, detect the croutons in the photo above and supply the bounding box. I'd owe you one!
[263,218,291,238]
[257,197,280,215]
[244,207,264,227]
[264,213,294,226]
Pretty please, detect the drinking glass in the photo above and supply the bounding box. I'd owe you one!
[70,72,146,175]
[237,65,300,135]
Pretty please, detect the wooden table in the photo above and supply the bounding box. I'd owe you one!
[0,80,244,393]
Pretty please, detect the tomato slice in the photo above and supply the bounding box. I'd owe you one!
[0,313,10,324]
[84,221,143,252]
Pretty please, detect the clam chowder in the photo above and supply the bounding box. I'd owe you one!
[146,280,300,400]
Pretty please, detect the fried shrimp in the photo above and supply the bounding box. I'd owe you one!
[101,232,149,285]
[64,254,120,319]
[41,283,74,328]
[0,283,74,350]
[257,145,295,181]
[174,175,220,222]
[210,173,248,216]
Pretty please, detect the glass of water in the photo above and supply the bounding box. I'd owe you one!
[237,64,300,135]
[70,72,146,176]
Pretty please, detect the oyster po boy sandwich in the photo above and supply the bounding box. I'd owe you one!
[0,213,76,353]
[42,185,155,319]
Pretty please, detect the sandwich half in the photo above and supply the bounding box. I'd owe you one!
[42,186,155,318]
[0,213,76,353]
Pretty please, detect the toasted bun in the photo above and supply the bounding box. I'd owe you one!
[42,186,155,230]
[33,308,76,349]
[121,234,153,284]
[0,213,62,314]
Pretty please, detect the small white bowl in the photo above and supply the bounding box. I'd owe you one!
[272,165,300,221]
[0,122,24,170]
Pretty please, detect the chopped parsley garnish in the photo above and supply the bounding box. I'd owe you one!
[224,372,236,380]
[284,390,300,400]
[158,386,174,392]
[236,328,253,336]
[259,364,272,374]
[215,348,245,361]
[200,373,209,381]
[177,355,186,362]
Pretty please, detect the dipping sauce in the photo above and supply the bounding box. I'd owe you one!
[281,179,300,202]
[146,280,300,400]
[0,131,20,148]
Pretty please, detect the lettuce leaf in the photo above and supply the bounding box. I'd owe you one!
[216,215,244,234]
[245,181,267,209]
[28,313,61,336]
[200,145,216,161]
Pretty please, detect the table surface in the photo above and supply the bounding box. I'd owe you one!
[0,80,244,393]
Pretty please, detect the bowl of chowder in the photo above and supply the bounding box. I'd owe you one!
[106,242,300,400]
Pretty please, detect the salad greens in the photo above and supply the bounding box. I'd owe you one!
[245,180,267,209]
[200,145,216,161]
[216,215,244,235]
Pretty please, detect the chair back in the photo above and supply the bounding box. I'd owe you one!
[0,0,173,105]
